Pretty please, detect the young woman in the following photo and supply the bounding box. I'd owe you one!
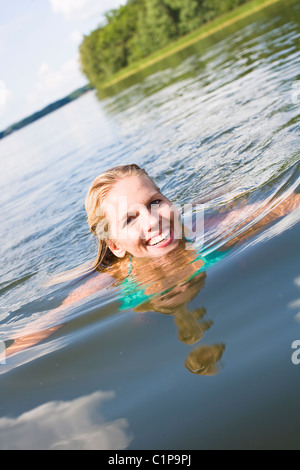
[5,164,300,363]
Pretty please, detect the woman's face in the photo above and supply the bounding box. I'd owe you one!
[104,174,181,258]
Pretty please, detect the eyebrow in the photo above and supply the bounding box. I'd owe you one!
[120,192,161,226]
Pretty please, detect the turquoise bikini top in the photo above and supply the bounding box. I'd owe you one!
[118,241,228,311]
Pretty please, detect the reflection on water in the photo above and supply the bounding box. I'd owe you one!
[0,391,132,450]
[130,252,222,375]
[185,344,226,376]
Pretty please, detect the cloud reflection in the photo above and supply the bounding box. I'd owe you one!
[0,391,132,450]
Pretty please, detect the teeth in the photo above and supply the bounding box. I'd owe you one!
[148,230,170,246]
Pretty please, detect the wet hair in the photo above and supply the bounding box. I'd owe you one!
[85,163,160,270]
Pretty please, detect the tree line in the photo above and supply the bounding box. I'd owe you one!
[79,0,250,87]
[0,85,92,140]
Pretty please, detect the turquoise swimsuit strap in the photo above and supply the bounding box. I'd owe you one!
[127,255,133,276]
[119,255,153,310]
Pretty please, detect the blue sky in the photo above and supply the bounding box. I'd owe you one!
[0,0,126,130]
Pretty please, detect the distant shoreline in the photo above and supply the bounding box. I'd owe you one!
[100,0,282,90]
[0,85,93,141]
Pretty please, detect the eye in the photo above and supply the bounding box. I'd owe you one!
[151,199,161,206]
[126,216,134,225]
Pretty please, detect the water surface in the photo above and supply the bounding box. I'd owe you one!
[0,0,300,450]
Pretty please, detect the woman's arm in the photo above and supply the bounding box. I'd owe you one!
[5,271,112,358]
[221,191,300,249]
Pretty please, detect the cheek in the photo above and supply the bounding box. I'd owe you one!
[160,204,177,223]
[109,221,119,241]
[124,224,143,244]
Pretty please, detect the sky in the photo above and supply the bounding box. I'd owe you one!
[0,0,127,130]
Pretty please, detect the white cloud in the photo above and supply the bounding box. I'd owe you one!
[26,57,86,110]
[70,29,83,45]
[49,0,126,22]
[0,81,12,113]
[0,391,132,450]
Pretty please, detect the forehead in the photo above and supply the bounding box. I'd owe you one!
[106,174,158,207]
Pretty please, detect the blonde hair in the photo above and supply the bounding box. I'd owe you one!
[85,163,160,270]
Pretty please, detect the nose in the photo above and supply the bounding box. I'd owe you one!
[140,205,161,236]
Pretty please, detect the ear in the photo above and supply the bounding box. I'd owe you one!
[107,241,126,258]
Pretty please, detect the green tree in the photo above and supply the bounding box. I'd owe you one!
[79,0,252,86]
[80,1,142,83]
[80,29,106,86]
[200,0,246,22]
[134,0,178,58]
[164,0,204,35]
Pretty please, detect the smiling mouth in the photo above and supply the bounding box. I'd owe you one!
[146,228,172,247]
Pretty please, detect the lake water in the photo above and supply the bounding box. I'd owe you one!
[0,0,300,450]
